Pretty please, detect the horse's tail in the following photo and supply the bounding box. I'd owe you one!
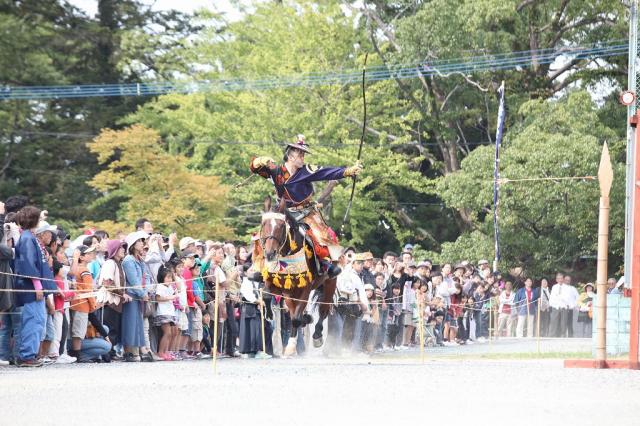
[309,288,322,315]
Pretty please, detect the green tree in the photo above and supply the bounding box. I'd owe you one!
[437,90,624,276]
[87,125,232,238]
[0,0,196,226]
[355,0,626,236]
[129,1,432,251]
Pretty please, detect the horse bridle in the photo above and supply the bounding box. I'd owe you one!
[260,213,289,255]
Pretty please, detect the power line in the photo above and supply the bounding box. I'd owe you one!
[0,41,626,101]
[2,130,494,148]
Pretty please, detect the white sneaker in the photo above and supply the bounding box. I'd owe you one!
[40,356,56,365]
[0,359,9,366]
[398,345,409,351]
[56,353,77,364]
[477,337,487,343]
[466,340,474,345]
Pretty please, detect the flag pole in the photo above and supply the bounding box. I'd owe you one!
[493,81,506,272]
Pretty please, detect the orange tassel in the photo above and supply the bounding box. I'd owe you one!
[298,273,307,288]
[289,233,298,252]
[261,268,269,283]
[272,274,281,288]
[306,271,313,282]
[284,274,293,290]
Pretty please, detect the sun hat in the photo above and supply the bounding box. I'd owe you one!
[179,236,197,250]
[125,231,148,251]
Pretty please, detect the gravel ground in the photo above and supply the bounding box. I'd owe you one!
[1,339,638,426]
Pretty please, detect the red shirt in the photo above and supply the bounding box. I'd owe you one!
[525,288,532,302]
[53,276,75,312]
[183,269,195,308]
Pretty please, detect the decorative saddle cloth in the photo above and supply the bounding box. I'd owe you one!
[252,246,314,290]
[290,206,342,261]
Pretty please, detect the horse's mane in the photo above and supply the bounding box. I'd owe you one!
[261,212,286,222]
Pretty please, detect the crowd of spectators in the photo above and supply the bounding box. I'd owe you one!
[0,197,616,367]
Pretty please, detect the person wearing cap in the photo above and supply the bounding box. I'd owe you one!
[121,231,154,362]
[359,252,375,286]
[347,253,375,353]
[68,244,97,360]
[33,221,59,361]
[415,261,431,282]
[179,236,197,253]
[249,134,363,278]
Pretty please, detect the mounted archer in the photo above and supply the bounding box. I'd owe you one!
[249,134,362,278]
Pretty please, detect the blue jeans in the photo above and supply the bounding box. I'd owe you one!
[375,308,388,348]
[18,300,46,361]
[77,325,112,362]
[0,307,22,361]
[351,318,364,352]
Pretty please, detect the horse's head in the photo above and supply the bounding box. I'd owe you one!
[260,212,288,262]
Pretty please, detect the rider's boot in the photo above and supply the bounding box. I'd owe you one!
[321,258,341,278]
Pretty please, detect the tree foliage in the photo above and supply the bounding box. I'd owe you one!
[1,0,632,277]
[437,91,624,276]
[87,125,232,238]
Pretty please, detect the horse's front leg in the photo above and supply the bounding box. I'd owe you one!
[283,297,298,357]
[313,277,336,347]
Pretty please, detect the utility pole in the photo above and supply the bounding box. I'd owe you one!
[626,0,640,369]
[625,1,638,297]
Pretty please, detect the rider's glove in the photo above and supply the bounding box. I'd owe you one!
[252,156,276,169]
[343,161,363,177]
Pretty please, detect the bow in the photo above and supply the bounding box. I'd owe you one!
[340,53,368,237]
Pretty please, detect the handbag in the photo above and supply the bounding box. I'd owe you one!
[142,265,157,318]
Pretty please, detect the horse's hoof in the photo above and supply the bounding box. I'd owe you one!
[283,338,297,357]
[302,313,313,325]
[313,337,324,348]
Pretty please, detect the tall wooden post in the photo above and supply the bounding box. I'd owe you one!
[630,114,640,369]
[595,143,613,367]
[212,274,220,373]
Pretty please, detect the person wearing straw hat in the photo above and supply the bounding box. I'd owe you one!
[249,134,363,278]
[576,283,595,338]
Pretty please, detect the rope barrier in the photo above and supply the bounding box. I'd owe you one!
[494,176,596,184]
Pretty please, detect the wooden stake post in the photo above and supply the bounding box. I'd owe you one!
[260,289,267,354]
[536,295,541,354]
[212,275,220,373]
[595,143,613,367]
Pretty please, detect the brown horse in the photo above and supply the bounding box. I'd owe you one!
[257,203,337,357]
